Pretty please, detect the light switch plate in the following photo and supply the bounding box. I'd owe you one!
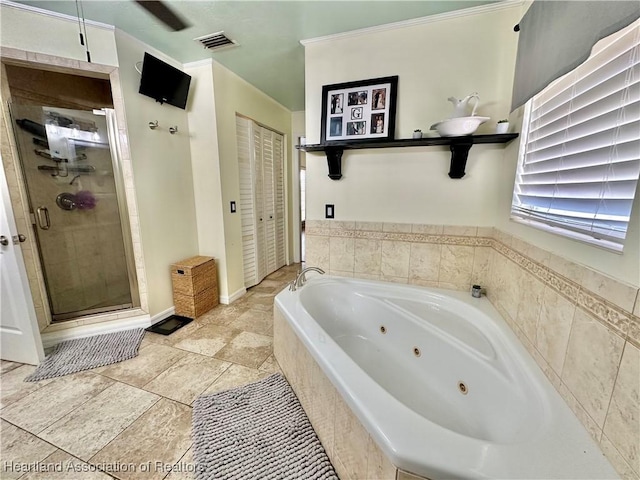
[230,201,236,213]
[325,204,334,219]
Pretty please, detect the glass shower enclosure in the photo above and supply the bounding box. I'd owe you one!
[11,104,139,321]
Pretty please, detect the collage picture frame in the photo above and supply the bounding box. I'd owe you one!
[320,75,398,143]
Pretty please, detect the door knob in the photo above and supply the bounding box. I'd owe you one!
[0,236,8,246]
[13,234,26,244]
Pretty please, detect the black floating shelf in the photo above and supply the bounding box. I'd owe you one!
[297,133,519,179]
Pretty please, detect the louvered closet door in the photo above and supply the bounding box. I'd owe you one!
[273,132,286,269]
[237,116,259,287]
[237,116,286,288]
[252,124,267,283]
[261,128,278,274]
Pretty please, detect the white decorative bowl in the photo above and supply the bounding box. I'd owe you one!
[433,116,490,137]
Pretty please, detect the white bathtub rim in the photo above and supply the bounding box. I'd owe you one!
[274,276,618,480]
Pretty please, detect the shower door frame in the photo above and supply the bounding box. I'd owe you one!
[8,106,142,321]
[0,47,149,330]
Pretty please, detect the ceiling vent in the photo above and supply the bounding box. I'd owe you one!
[194,31,238,51]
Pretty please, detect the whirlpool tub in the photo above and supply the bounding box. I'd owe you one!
[273,276,617,479]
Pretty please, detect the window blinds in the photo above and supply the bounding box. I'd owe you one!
[511,21,640,252]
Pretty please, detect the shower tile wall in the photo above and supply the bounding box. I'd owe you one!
[304,220,640,478]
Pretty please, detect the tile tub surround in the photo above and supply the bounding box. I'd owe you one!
[305,220,639,479]
[487,231,639,479]
[305,220,491,290]
[273,308,398,480]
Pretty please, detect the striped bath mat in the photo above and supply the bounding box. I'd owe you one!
[25,328,145,382]
[192,373,337,480]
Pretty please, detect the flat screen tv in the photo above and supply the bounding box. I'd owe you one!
[138,52,191,109]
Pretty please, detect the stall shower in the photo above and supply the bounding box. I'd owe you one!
[10,103,139,322]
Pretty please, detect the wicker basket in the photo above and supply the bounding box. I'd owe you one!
[173,289,217,318]
[171,256,218,318]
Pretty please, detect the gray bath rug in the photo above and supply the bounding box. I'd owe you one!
[25,328,145,382]
[192,373,338,480]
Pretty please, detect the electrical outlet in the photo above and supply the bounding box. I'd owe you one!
[325,204,334,219]
[230,201,236,213]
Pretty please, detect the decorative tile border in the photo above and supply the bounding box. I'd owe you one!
[577,290,631,340]
[627,317,640,349]
[491,238,580,302]
[306,226,492,248]
[491,235,636,345]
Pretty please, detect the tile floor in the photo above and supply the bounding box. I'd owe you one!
[1,264,300,480]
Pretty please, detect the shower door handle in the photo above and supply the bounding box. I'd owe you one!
[36,206,50,230]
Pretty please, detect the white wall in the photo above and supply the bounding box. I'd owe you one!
[303,4,521,225]
[212,62,292,297]
[303,1,638,286]
[184,61,293,300]
[184,60,228,299]
[291,111,305,262]
[114,30,199,316]
[0,2,118,66]
[292,111,306,129]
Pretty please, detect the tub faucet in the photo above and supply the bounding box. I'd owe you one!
[289,267,325,291]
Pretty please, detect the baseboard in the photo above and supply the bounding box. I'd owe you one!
[150,306,175,325]
[220,287,246,305]
[40,312,151,348]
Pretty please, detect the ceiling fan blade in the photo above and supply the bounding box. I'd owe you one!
[134,1,191,31]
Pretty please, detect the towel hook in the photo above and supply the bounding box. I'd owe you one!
[148,120,159,130]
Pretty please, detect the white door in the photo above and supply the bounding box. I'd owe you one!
[273,133,286,269]
[262,128,277,274]
[237,117,286,288]
[237,116,258,287]
[252,124,267,283]
[0,154,45,365]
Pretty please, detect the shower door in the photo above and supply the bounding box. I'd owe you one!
[10,104,139,321]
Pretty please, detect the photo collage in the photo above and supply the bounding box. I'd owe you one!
[326,83,390,141]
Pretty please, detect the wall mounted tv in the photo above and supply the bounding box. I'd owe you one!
[138,52,191,109]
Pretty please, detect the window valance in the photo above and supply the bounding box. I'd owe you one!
[511,1,639,111]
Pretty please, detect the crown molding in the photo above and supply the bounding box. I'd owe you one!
[301,0,523,46]
[0,0,115,30]
[183,58,215,69]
